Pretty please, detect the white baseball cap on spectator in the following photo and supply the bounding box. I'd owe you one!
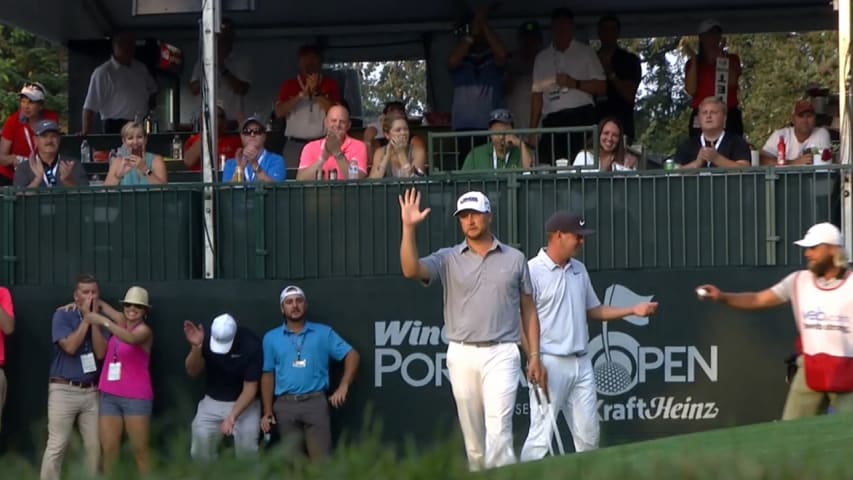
[794,222,843,248]
[210,313,238,354]
[453,191,491,216]
[20,82,46,102]
[279,285,306,304]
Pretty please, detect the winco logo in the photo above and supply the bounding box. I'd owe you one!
[589,285,720,421]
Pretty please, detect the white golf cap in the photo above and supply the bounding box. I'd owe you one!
[453,191,491,216]
[210,314,237,354]
[20,82,46,102]
[279,285,306,303]
[794,222,843,248]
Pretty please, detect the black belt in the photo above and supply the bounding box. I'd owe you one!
[275,390,325,402]
[50,377,97,389]
[452,340,509,348]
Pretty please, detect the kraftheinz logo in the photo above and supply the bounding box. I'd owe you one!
[589,285,720,422]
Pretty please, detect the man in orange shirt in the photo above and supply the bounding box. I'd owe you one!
[183,103,242,172]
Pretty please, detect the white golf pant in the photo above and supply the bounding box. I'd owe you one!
[446,341,520,471]
[521,353,599,460]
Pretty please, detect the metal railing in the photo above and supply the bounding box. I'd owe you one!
[0,165,848,285]
[427,126,599,171]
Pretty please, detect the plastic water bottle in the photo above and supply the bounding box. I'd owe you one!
[348,159,360,180]
[80,139,91,163]
[171,135,183,161]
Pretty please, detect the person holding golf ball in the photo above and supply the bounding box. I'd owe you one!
[520,211,658,459]
[696,222,853,419]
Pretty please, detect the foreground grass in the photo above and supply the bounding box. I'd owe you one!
[2,414,851,479]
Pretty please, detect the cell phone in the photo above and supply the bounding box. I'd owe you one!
[117,146,130,158]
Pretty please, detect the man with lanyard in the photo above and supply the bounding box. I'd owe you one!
[529,8,606,165]
[260,285,360,461]
[40,274,104,480]
[295,104,368,181]
[14,120,88,189]
[672,97,749,169]
[461,109,533,171]
[520,212,657,460]
[220,116,286,183]
[274,45,341,170]
[0,285,14,432]
[0,82,59,186]
[595,15,642,142]
[184,313,263,461]
[697,223,853,419]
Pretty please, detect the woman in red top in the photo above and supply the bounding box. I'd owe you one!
[0,82,59,185]
[182,105,242,172]
[684,19,743,137]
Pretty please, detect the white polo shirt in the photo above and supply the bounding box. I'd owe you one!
[191,51,251,120]
[760,126,831,163]
[531,41,605,116]
[83,57,158,121]
[528,248,601,356]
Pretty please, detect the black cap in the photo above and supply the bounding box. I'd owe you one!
[545,211,595,235]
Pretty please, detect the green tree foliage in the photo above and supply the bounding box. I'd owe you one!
[357,60,428,117]
[626,32,838,156]
[0,24,68,127]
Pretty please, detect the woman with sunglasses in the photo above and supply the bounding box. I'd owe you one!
[368,111,427,178]
[221,116,286,183]
[0,82,59,186]
[83,286,154,474]
[104,121,168,186]
[572,117,637,172]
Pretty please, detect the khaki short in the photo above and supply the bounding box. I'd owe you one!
[782,355,853,420]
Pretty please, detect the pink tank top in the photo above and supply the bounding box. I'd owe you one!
[98,322,153,400]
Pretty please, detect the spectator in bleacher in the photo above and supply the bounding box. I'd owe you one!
[461,109,532,171]
[14,120,88,189]
[0,286,13,433]
[183,103,242,172]
[505,21,543,133]
[0,82,59,186]
[184,314,262,461]
[221,116,286,183]
[82,31,158,135]
[190,18,250,127]
[296,104,368,181]
[759,100,832,166]
[103,121,168,186]
[275,45,341,170]
[260,285,360,461]
[363,101,420,162]
[573,117,637,171]
[530,8,606,165]
[369,111,427,178]
[684,19,743,137]
[595,15,642,142]
[86,286,154,474]
[39,274,103,480]
[448,5,507,164]
[673,96,750,168]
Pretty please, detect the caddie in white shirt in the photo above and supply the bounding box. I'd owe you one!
[520,211,657,459]
[697,222,853,419]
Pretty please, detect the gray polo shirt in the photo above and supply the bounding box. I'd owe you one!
[421,238,532,343]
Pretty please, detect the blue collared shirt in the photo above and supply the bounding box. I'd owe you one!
[222,149,286,183]
[262,321,352,395]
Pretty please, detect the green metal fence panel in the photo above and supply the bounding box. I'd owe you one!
[12,186,201,285]
[517,170,768,269]
[774,167,843,265]
[0,188,14,285]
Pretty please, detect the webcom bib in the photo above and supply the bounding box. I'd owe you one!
[792,271,853,392]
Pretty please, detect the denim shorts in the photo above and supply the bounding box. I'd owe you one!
[99,392,152,417]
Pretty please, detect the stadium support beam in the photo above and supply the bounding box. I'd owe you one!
[201,0,220,279]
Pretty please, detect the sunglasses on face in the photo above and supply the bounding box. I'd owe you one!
[24,82,45,92]
[241,128,264,136]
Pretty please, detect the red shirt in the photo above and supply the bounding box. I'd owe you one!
[686,54,740,109]
[276,75,341,103]
[0,287,14,366]
[0,109,60,180]
[183,133,242,172]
